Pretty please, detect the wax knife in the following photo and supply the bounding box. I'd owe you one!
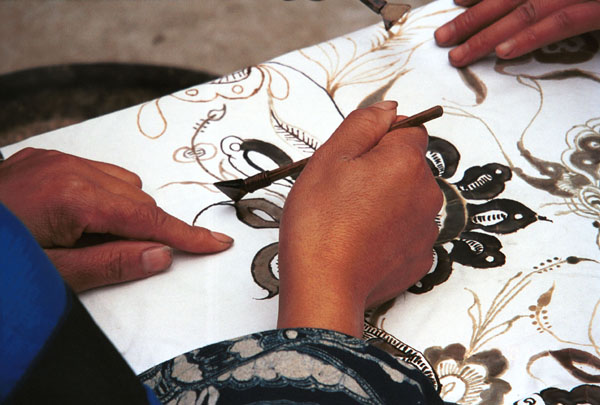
[359,0,411,30]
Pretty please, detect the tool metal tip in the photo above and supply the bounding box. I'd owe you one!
[381,3,411,30]
[214,179,248,202]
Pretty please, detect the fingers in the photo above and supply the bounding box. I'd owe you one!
[46,241,174,292]
[456,0,483,6]
[318,101,398,160]
[79,189,234,254]
[496,1,600,59]
[435,0,525,47]
[377,123,430,156]
[435,0,596,67]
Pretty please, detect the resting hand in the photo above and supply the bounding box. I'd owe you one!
[277,101,442,337]
[434,0,600,67]
[0,148,233,292]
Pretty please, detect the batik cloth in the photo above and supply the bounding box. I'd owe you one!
[1,0,599,402]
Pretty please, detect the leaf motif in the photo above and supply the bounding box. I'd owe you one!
[251,242,280,299]
[357,72,405,109]
[537,284,555,308]
[270,107,319,154]
[234,198,282,229]
[549,348,600,383]
[458,67,487,104]
[206,105,227,121]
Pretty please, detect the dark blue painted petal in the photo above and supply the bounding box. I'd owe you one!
[454,163,512,200]
[426,136,460,178]
[466,198,546,234]
[450,231,506,268]
[409,246,453,294]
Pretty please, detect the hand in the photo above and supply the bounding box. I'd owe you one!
[434,0,600,67]
[277,101,442,337]
[0,148,233,292]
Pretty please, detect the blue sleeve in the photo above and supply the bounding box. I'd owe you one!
[0,203,67,400]
[0,203,157,404]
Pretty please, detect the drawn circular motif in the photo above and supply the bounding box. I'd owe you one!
[173,144,217,163]
[533,34,599,65]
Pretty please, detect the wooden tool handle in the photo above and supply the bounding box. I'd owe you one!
[390,105,443,130]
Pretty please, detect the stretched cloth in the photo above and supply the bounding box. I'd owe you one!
[2,0,599,402]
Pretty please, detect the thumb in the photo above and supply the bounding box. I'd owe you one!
[46,241,174,292]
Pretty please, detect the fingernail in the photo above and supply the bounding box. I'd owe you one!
[210,231,234,244]
[449,43,469,66]
[142,246,172,275]
[370,100,398,111]
[496,39,515,58]
[435,23,455,45]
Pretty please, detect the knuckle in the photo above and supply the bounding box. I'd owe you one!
[104,248,126,283]
[55,175,94,204]
[349,108,384,128]
[456,9,478,32]
[13,147,37,159]
[506,0,523,7]
[515,2,538,24]
[552,10,573,30]
[398,145,427,172]
[130,172,143,188]
[521,26,539,43]
[468,32,495,52]
[133,204,166,234]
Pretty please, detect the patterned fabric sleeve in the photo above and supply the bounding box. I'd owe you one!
[139,327,446,405]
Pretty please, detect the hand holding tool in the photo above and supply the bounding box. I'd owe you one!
[214,105,443,201]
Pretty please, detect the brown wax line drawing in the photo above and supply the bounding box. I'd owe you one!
[214,105,443,201]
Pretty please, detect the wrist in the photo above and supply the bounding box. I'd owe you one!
[277,277,366,338]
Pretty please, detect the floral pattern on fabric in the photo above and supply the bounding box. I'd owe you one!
[3,1,599,402]
[139,328,444,405]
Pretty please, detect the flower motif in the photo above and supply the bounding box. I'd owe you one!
[424,343,511,405]
[410,136,547,294]
[197,134,547,298]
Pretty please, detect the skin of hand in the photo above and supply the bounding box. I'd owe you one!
[434,0,600,67]
[277,101,443,338]
[0,148,234,292]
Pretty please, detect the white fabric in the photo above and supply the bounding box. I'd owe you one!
[3,0,599,402]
